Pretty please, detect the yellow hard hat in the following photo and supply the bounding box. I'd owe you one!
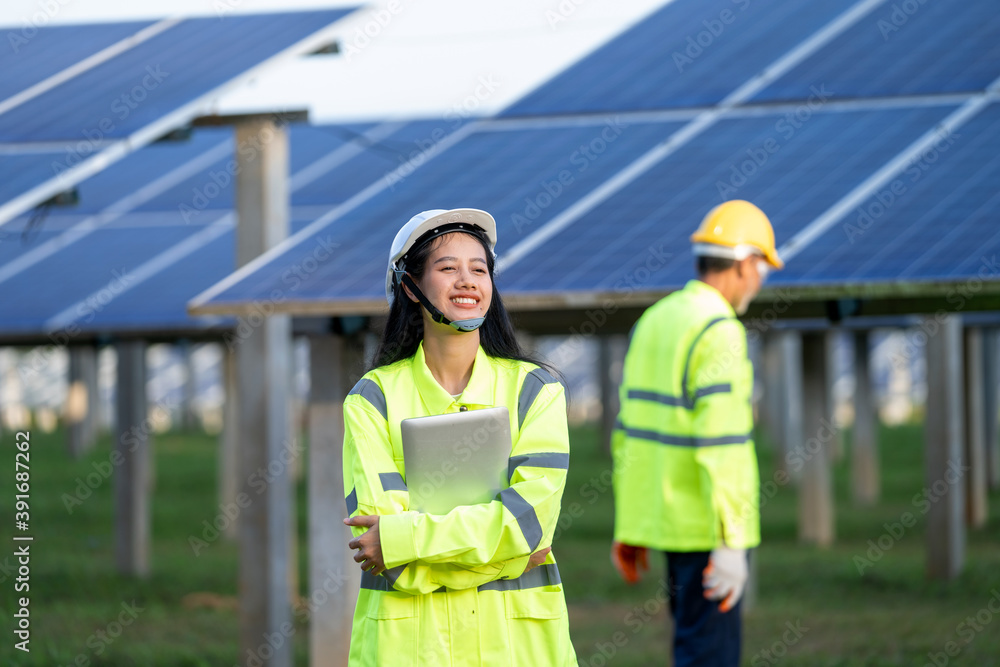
[690,200,783,269]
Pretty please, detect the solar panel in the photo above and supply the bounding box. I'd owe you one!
[502,0,857,116]
[191,118,688,310]
[773,103,1000,286]
[0,120,462,336]
[0,20,154,100]
[0,8,359,227]
[498,104,958,294]
[753,0,1000,103]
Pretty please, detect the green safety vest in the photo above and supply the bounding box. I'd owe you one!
[613,279,760,552]
[343,342,576,666]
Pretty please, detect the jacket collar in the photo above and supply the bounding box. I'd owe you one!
[410,341,496,414]
[687,279,737,317]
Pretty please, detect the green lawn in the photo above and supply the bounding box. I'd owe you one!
[1,423,998,666]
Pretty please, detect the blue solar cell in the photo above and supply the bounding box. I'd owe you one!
[0,9,355,143]
[0,20,154,100]
[200,118,686,307]
[503,0,855,116]
[0,151,66,211]
[754,0,1000,102]
[499,105,957,294]
[774,104,1000,286]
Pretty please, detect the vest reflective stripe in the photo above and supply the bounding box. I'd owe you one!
[379,472,407,492]
[499,487,543,550]
[680,316,731,408]
[518,368,559,428]
[508,451,570,482]
[623,427,753,448]
[346,487,358,515]
[627,383,733,409]
[693,383,732,400]
[359,563,562,593]
[478,563,561,592]
[349,378,387,419]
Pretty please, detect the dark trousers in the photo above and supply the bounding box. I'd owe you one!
[665,551,743,667]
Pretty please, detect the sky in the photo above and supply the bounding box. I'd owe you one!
[0,0,669,122]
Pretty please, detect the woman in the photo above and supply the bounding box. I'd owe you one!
[342,208,576,666]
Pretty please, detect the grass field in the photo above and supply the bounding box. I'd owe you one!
[1,423,998,666]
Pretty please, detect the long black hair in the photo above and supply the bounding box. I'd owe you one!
[370,227,551,374]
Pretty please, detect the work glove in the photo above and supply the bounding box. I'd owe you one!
[702,545,747,613]
[611,541,649,584]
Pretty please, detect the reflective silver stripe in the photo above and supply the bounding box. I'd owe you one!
[507,452,569,482]
[500,487,543,550]
[359,564,406,591]
[518,368,559,429]
[348,378,387,419]
[681,317,733,409]
[627,389,685,406]
[478,563,561,592]
[623,427,751,448]
[379,472,407,492]
[345,487,358,515]
[692,383,732,401]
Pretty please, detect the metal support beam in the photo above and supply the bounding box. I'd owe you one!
[179,340,198,430]
[308,334,363,667]
[825,330,845,461]
[779,331,804,479]
[67,345,99,458]
[851,330,879,505]
[220,344,239,541]
[963,328,988,528]
[114,340,151,577]
[984,328,1000,491]
[760,331,785,455]
[798,332,834,547]
[924,315,965,580]
[234,117,293,667]
[598,336,619,455]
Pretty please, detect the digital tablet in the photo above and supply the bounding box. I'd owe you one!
[401,406,512,514]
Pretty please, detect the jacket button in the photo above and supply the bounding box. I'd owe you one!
[459,405,468,412]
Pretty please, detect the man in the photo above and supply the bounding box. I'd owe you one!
[610,200,783,667]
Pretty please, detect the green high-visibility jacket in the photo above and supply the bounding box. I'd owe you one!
[613,279,761,551]
[343,342,576,666]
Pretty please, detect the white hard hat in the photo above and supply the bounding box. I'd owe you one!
[385,208,498,304]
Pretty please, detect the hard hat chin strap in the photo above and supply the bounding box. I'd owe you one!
[398,272,485,333]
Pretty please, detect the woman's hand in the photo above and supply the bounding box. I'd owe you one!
[345,515,385,576]
[525,546,551,572]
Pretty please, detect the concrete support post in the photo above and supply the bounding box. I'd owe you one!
[851,330,879,506]
[924,315,965,580]
[220,345,239,541]
[114,340,151,577]
[779,331,804,479]
[67,345,99,458]
[963,328,988,528]
[598,336,619,455]
[983,328,1000,491]
[308,334,364,667]
[234,117,293,667]
[798,332,834,547]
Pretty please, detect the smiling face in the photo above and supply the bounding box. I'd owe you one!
[405,232,493,328]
